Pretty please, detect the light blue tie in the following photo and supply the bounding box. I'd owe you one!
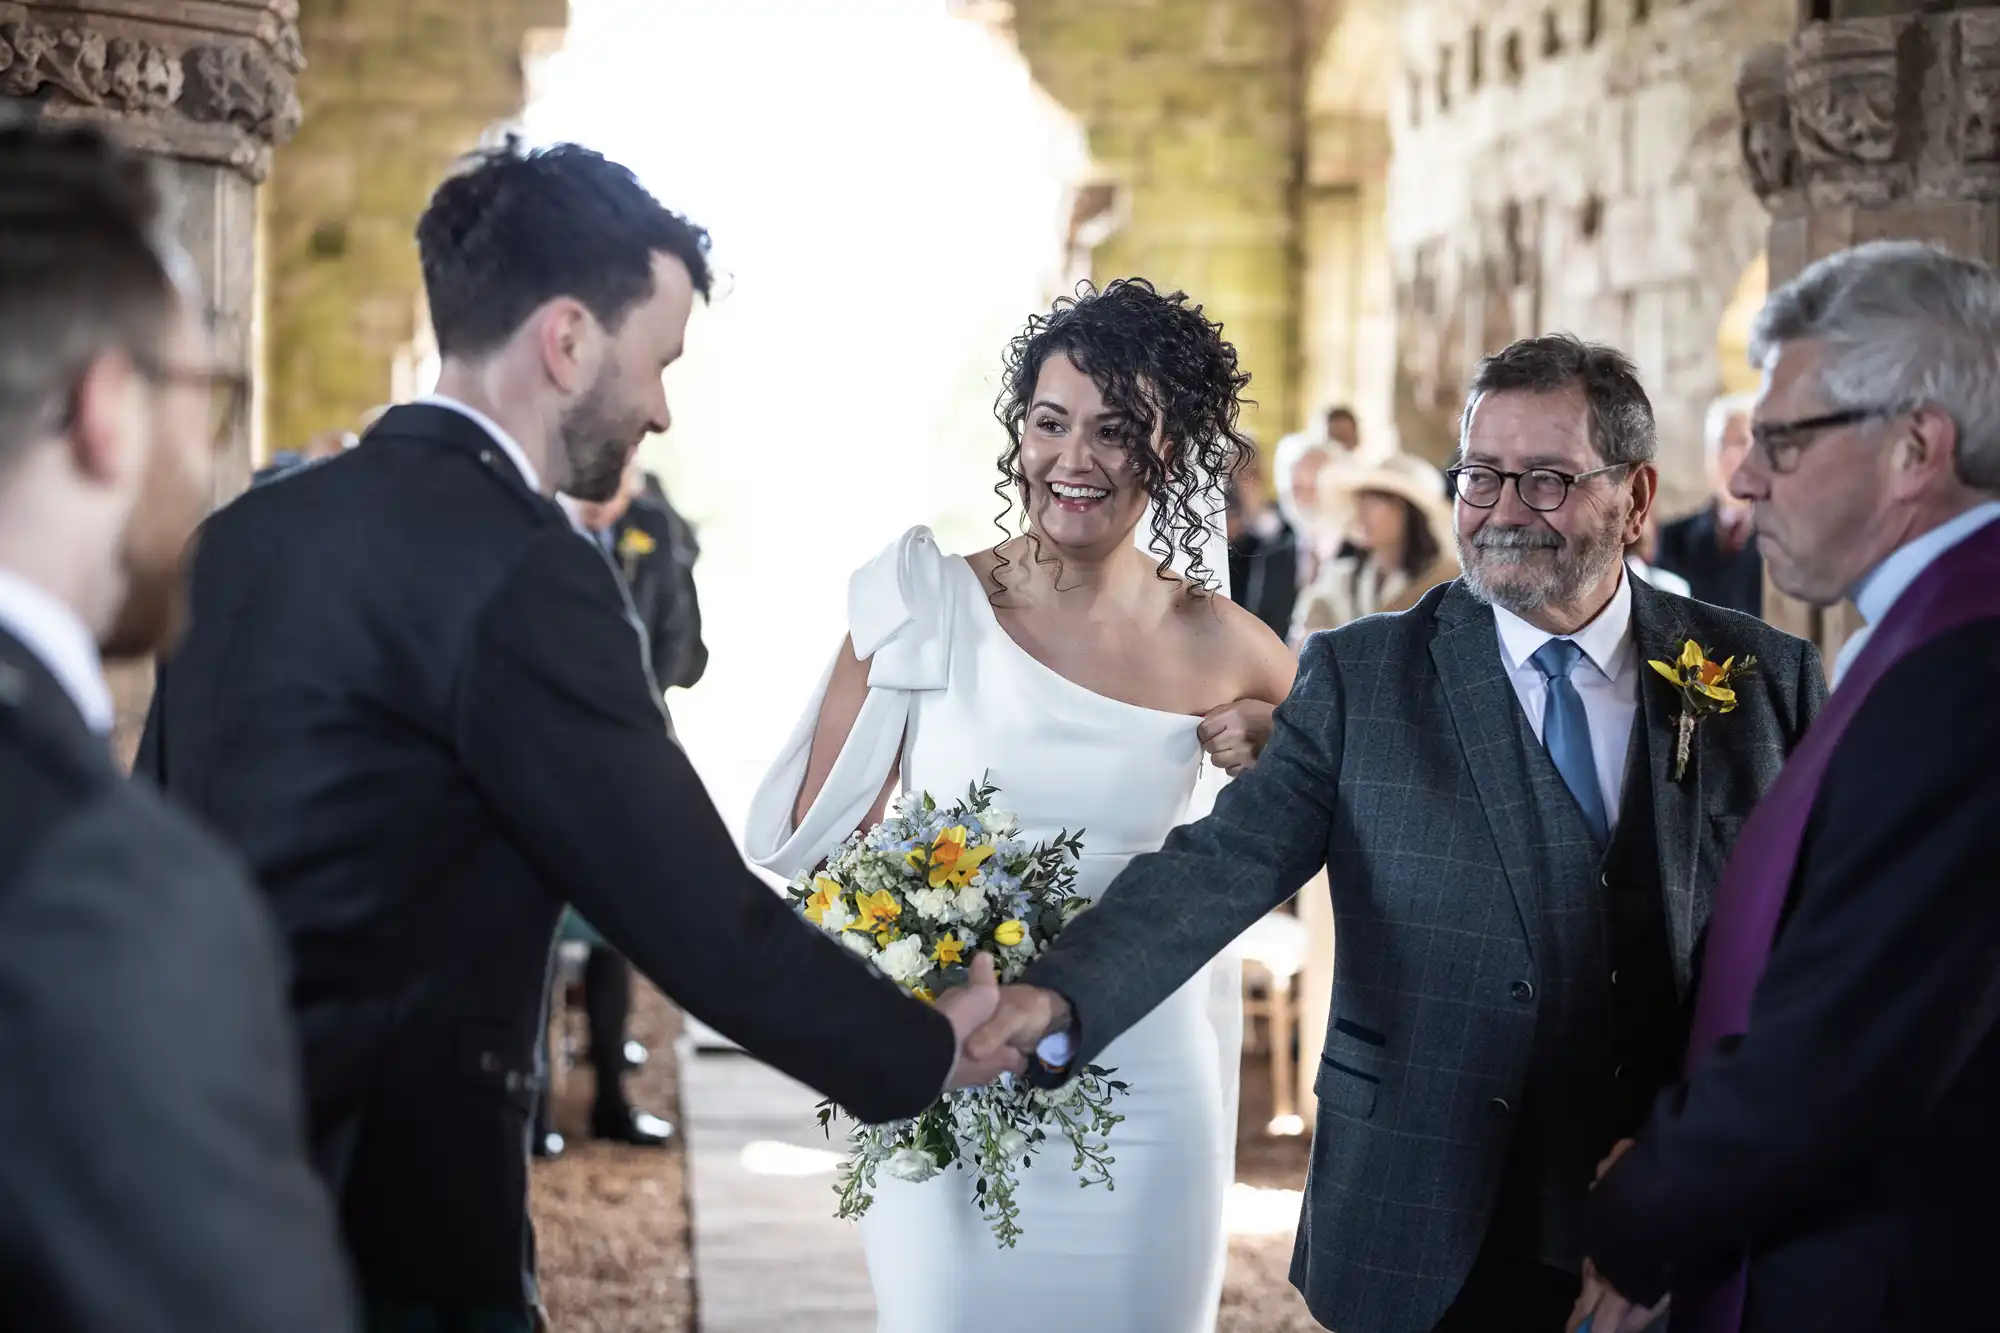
[1530,638,1609,846]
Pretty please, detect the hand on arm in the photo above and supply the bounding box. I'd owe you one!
[1196,608,1299,776]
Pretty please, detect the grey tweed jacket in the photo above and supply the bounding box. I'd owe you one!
[1024,576,1825,1333]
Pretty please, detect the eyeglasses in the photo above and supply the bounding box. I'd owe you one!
[53,358,249,453]
[1749,404,1906,474]
[139,359,249,449]
[1445,462,1633,512]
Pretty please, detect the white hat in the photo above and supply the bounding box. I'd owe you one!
[1320,452,1453,537]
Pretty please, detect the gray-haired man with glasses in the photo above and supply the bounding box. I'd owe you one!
[1580,240,2000,1333]
[966,333,1825,1333]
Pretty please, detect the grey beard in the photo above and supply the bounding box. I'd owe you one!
[1458,524,1620,615]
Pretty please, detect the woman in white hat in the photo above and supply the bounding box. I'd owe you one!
[1291,451,1460,642]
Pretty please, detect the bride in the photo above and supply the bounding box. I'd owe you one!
[745,278,1295,1332]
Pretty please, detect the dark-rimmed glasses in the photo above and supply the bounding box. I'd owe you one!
[1749,404,1906,474]
[1445,462,1633,513]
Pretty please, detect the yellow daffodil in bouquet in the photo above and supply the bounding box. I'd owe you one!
[785,775,1128,1247]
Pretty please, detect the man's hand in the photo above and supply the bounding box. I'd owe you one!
[1198,698,1275,776]
[934,954,1026,1089]
[1568,1261,1668,1333]
[1594,1137,1635,1183]
[965,982,1073,1066]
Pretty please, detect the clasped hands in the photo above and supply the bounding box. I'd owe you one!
[930,953,1074,1091]
[1567,1138,1669,1333]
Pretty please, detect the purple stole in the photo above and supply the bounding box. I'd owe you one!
[1677,516,2000,1333]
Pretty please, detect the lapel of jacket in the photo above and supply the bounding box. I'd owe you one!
[1428,582,1542,956]
[1628,576,1706,991]
[0,627,117,785]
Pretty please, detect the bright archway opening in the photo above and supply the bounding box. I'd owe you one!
[520,0,1089,830]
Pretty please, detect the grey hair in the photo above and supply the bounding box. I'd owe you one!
[1703,392,1756,458]
[1458,333,1657,467]
[1750,240,2000,491]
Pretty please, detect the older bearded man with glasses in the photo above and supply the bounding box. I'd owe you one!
[1579,240,2000,1333]
[965,333,1826,1333]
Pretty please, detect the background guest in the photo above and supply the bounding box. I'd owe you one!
[0,120,354,1333]
[539,453,704,1154]
[1226,462,1300,640]
[1291,451,1457,638]
[1654,393,1762,614]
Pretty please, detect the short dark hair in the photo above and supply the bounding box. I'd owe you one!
[0,121,178,469]
[1460,333,1656,466]
[1325,404,1358,427]
[416,138,713,360]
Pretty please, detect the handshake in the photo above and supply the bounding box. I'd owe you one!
[931,953,1076,1091]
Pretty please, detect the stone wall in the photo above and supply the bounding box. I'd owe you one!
[1298,0,1397,456]
[1006,0,1306,446]
[261,0,565,456]
[1387,0,1793,510]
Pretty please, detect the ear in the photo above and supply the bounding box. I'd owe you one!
[533,297,600,396]
[1624,462,1660,542]
[1890,405,1959,499]
[67,348,148,488]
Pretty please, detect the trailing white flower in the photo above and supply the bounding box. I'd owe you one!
[883,1147,942,1183]
[984,806,1019,836]
[996,1128,1029,1161]
[817,899,855,933]
[840,932,877,960]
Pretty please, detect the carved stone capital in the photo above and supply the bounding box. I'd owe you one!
[1958,10,2000,188]
[1738,42,1803,216]
[0,1,302,180]
[1786,16,1911,209]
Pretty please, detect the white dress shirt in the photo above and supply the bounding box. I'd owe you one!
[1830,500,2000,690]
[1491,567,1640,832]
[417,393,542,495]
[0,565,115,733]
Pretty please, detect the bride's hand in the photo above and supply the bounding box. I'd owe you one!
[1198,698,1275,775]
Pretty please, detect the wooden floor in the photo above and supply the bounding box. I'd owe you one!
[681,1046,875,1332]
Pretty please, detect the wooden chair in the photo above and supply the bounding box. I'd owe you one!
[1233,908,1310,1135]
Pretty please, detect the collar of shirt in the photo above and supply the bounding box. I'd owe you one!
[1832,500,2000,689]
[1491,561,1637,686]
[1851,500,2000,627]
[417,393,542,495]
[0,565,114,734]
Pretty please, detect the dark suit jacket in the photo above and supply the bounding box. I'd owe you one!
[136,404,953,1310]
[1587,618,2000,1332]
[1025,577,1824,1333]
[611,489,706,692]
[0,629,354,1333]
[1655,502,1764,617]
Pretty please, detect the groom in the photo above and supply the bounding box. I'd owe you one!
[137,139,1014,1330]
[971,335,1825,1333]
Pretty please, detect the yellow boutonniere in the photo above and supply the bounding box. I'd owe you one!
[1646,638,1758,781]
[617,527,657,560]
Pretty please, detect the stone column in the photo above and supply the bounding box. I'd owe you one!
[1738,3,2000,663]
[0,0,304,758]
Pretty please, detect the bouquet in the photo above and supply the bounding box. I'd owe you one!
[784,776,1129,1247]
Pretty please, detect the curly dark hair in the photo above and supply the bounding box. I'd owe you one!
[991,278,1253,595]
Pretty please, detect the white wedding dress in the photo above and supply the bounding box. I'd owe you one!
[745,524,1240,1333]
